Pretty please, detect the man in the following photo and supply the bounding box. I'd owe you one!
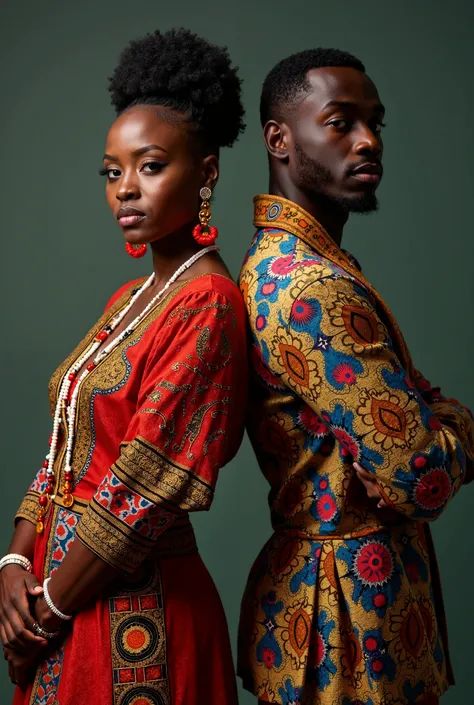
[237,48,473,705]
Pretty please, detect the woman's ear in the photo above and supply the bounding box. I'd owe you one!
[202,154,219,191]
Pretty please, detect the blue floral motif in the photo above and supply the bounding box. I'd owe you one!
[290,541,322,593]
[324,348,363,391]
[321,403,384,469]
[256,592,284,670]
[289,296,321,332]
[402,680,426,703]
[278,678,302,704]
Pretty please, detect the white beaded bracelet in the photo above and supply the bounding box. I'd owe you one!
[0,553,32,573]
[43,577,72,621]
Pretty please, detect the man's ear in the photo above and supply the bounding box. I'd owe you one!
[263,120,290,161]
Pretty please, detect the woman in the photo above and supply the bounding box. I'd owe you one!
[0,28,247,705]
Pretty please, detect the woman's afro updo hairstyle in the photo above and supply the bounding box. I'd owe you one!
[108,28,246,151]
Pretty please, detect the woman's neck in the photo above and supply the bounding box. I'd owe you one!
[149,225,203,289]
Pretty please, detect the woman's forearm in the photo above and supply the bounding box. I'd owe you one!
[7,519,37,562]
[41,538,119,620]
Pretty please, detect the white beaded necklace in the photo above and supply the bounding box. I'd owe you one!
[36,245,219,532]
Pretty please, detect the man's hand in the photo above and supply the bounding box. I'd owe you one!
[353,462,387,508]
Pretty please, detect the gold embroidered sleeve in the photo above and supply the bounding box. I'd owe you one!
[14,463,50,525]
[14,491,39,526]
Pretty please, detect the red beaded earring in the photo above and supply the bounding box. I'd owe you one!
[193,187,219,245]
[125,242,147,258]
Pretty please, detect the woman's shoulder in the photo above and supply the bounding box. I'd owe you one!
[159,273,246,332]
[176,273,244,308]
[106,273,245,322]
[105,277,147,311]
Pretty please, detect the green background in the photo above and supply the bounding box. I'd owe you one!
[1,0,473,701]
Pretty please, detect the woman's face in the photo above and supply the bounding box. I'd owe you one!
[102,105,218,245]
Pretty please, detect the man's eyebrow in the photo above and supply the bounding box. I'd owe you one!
[321,100,385,114]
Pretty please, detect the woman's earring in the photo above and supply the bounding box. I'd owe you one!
[193,187,219,245]
[125,243,147,258]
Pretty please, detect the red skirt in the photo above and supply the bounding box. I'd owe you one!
[13,507,237,705]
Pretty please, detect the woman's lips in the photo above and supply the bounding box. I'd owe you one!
[118,214,146,226]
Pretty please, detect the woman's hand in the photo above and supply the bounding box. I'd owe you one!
[34,596,63,634]
[2,589,63,690]
[4,642,44,690]
[0,565,47,654]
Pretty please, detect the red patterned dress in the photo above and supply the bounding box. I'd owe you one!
[14,273,247,705]
[237,195,474,705]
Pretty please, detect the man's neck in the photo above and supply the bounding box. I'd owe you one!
[268,177,347,248]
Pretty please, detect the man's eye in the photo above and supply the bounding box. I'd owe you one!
[329,119,350,130]
[373,122,387,134]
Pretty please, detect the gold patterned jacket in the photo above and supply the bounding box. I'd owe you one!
[237,195,474,705]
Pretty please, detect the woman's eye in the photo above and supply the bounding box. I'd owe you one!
[99,167,121,180]
[141,161,166,173]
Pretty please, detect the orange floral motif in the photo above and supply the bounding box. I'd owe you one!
[342,305,380,346]
[319,543,339,606]
[339,625,365,689]
[271,328,321,402]
[357,389,418,451]
[327,290,387,355]
[281,598,313,668]
[389,597,428,669]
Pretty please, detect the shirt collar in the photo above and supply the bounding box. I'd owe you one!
[253,194,352,270]
[253,194,411,368]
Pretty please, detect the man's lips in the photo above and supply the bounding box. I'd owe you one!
[348,163,383,184]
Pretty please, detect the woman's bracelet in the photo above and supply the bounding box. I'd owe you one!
[43,577,73,621]
[0,553,33,573]
[32,621,60,640]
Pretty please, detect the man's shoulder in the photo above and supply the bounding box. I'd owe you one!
[239,226,360,306]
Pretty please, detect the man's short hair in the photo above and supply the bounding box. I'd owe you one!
[260,48,365,125]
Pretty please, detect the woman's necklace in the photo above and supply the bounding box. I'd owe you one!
[36,245,219,533]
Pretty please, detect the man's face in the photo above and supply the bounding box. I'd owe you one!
[287,67,384,212]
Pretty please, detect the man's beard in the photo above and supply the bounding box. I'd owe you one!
[294,143,378,214]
